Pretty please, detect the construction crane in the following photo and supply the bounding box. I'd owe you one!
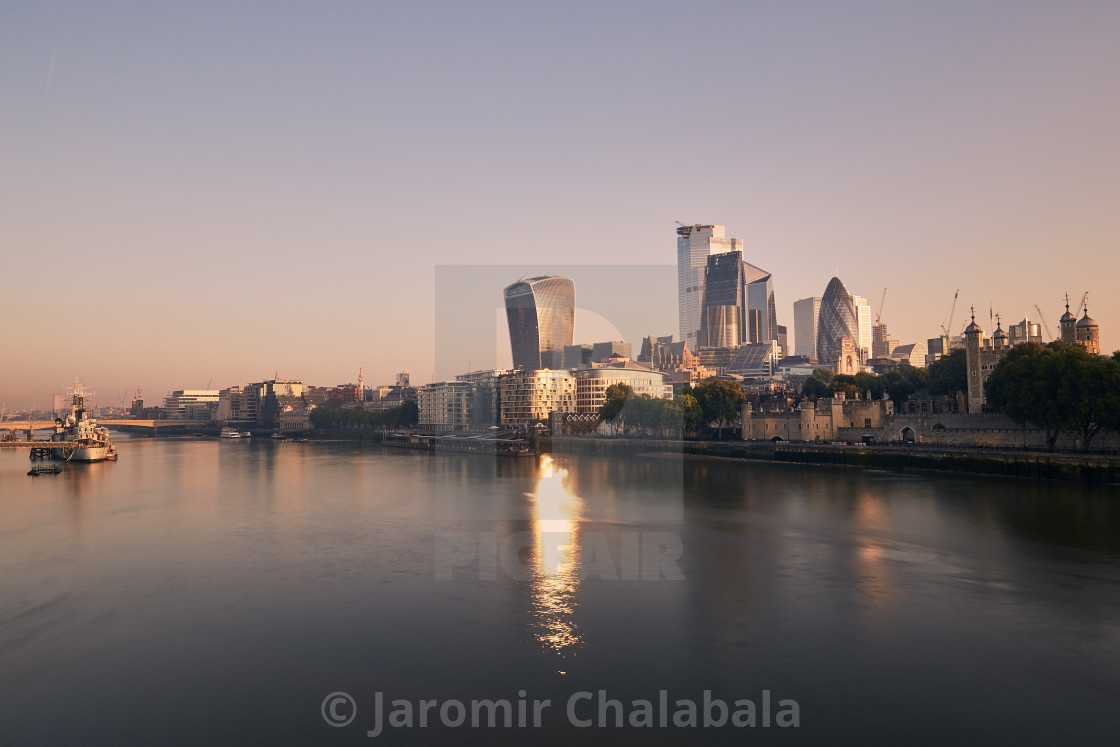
[940,289,960,336]
[1077,291,1089,316]
[1034,305,1054,341]
[875,288,887,325]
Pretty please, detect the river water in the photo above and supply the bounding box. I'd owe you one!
[2,436,1119,745]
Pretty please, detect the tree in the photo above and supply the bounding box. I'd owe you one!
[598,383,632,434]
[801,368,834,400]
[926,348,968,397]
[980,342,1120,451]
[676,393,703,436]
[693,379,746,439]
[1058,348,1120,450]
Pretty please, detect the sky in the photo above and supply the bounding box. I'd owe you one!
[2,1,1118,408]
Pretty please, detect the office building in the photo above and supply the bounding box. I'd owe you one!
[697,249,778,348]
[872,323,899,359]
[727,341,780,378]
[563,344,593,369]
[853,295,872,360]
[677,224,742,348]
[591,340,631,363]
[816,277,861,374]
[793,297,822,358]
[890,342,928,367]
[572,366,672,414]
[1007,318,1042,347]
[776,325,788,358]
[163,390,220,419]
[504,276,575,370]
[746,269,778,345]
[218,386,260,423]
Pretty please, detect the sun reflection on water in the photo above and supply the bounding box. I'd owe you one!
[528,455,584,656]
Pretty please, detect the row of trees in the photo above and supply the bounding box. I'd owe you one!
[798,349,969,404]
[598,380,747,439]
[800,359,941,404]
[309,401,419,429]
[985,342,1120,451]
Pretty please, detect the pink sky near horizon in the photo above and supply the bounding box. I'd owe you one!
[2,2,1118,409]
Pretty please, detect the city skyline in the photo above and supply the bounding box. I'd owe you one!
[3,2,1119,407]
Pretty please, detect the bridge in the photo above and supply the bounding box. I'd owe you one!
[1,419,212,440]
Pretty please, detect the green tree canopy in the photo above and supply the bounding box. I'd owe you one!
[692,379,746,439]
[926,348,968,396]
[985,342,1120,450]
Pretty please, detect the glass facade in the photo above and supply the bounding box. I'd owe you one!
[677,225,741,347]
[793,296,822,358]
[696,250,778,348]
[816,277,859,371]
[745,270,777,344]
[503,276,575,371]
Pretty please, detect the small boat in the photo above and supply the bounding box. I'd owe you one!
[220,427,241,439]
[240,431,252,438]
[28,464,63,476]
[270,432,285,439]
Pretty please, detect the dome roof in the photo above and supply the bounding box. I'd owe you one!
[1060,309,1076,323]
[993,325,1007,339]
[964,309,983,335]
[1077,311,1098,328]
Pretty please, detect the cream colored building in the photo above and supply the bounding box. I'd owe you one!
[572,367,672,414]
[499,370,577,428]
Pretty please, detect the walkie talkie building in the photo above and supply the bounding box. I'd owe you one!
[504,276,575,370]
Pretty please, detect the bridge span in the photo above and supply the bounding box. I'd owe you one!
[1,419,211,437]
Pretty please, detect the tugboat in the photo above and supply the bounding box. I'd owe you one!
[50,382,118,462]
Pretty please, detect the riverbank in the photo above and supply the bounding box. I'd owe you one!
[544,436,1120,484]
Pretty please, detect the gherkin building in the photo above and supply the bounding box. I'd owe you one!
[816,277,858,370]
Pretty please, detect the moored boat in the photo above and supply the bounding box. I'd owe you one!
[50,382,118,463]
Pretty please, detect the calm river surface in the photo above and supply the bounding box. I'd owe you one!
[2,436,1119,745]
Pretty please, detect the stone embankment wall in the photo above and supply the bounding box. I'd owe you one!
[746,408,1120,451]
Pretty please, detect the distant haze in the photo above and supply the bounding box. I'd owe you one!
[2,2,1117,408]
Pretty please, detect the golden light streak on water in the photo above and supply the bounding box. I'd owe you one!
[529,455,584,656]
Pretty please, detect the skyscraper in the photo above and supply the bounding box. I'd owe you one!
[677,224,742,347]
[816,277,860,373]
[793,297,822,358]
[871,323,898,358]
[697,249,777,349]
[853,295,872,360]
[504,276,575,370]
[745,267,777,345]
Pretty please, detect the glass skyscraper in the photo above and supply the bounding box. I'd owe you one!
[677,224,742,347]
[504,276,575,370]
[816,277,860,371]
[793,296,822,358]
[697,249,777,348]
